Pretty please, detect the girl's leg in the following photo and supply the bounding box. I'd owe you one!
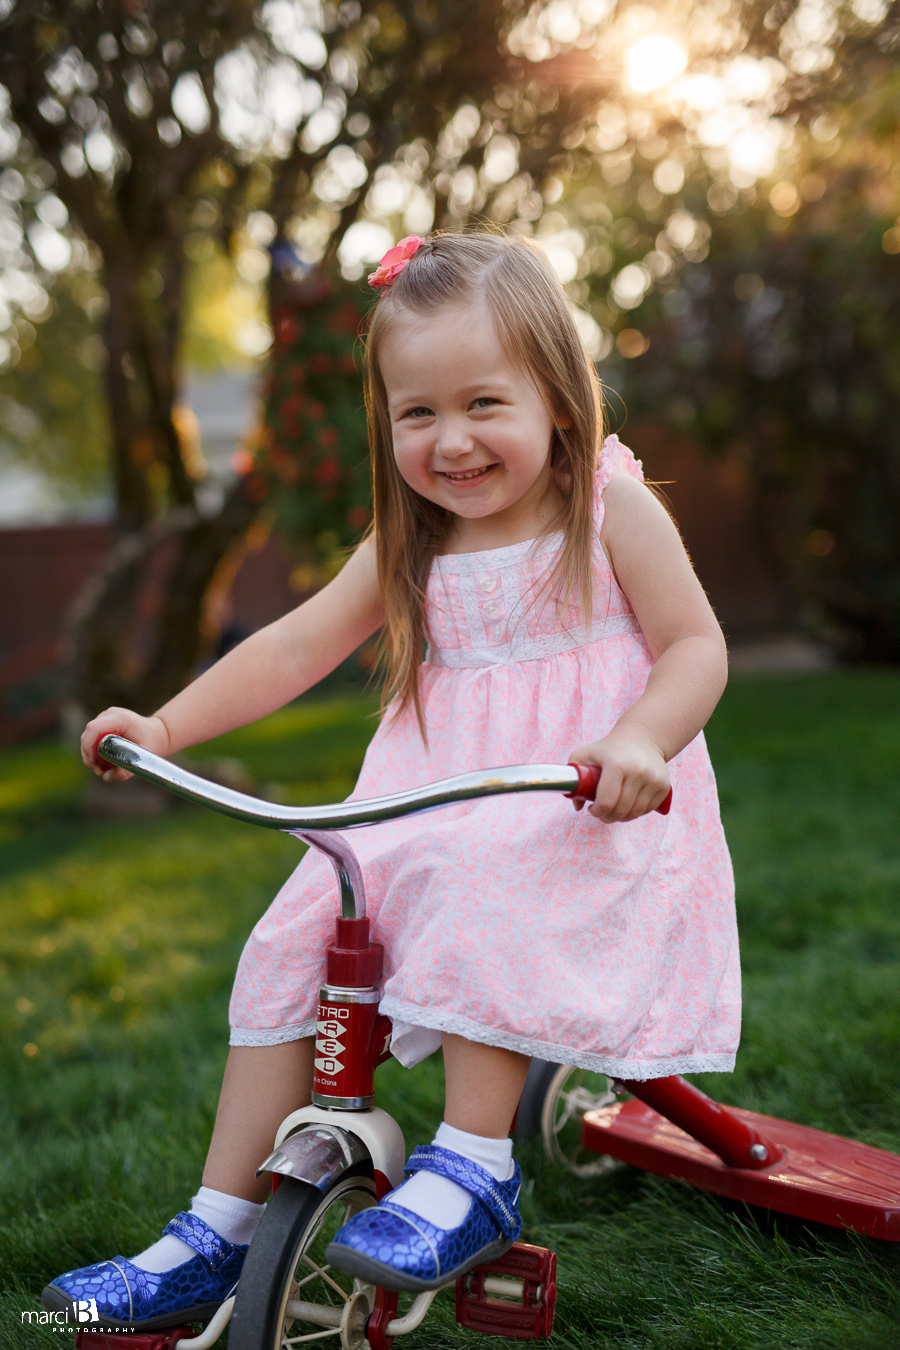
[442,1032,530,1137]
[202,1034,527,1211]
[379,1033,530,1232]
[203,1039,316,1203]
[131,1040,314,1269]
[202,1034,526,1204]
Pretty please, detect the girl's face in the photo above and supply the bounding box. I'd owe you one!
[380,300,562,546]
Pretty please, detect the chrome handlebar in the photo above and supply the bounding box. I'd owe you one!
[97,736,584,921]
[97,735,581,832]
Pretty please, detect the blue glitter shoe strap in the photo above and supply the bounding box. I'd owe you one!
[404,1146,520,1239]
[161,1212,238,1270]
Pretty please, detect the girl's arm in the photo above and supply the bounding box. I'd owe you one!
[569,472,728,823]
[82,534,384,781]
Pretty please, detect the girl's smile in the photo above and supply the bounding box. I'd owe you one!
[438,463,497,483]
[380,301,564,551]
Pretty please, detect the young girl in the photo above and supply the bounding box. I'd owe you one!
[45,231,736,1326]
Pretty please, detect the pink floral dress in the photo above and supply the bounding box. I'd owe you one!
[229,436,740,1080]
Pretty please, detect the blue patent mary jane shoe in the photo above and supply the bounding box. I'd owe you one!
[41,1211,248,1331]
[326,1144,522,1292]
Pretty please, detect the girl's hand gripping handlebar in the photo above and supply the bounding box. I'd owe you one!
[566,763,672,816]
[89,714,169,781]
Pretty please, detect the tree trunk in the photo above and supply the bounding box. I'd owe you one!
[65,247,261,723]
[65,477,260,721]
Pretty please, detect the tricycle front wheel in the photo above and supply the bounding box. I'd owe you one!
[229,1172,377,1350]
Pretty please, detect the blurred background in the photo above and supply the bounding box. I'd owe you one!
[3,7,900,1345]
[2,0,899,744]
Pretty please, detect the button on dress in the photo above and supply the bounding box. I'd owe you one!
[229,437,740,1080]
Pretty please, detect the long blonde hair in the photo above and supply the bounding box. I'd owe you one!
[365,231,605,735]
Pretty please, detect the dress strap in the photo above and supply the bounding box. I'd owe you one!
[594,434,644,531]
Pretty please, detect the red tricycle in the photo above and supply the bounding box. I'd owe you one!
[71,736,899,1350]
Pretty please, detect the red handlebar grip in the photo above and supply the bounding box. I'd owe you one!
[94,734,115,769]
[567,763,672,816]
[569,763,601,802]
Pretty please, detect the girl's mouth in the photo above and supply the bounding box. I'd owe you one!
[438,464,497,482]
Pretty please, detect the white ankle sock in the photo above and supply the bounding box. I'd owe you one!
[131,1187,267,1273]
[389,1122,514,1231]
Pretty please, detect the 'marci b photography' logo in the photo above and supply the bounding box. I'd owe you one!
[21,1297,100,1329]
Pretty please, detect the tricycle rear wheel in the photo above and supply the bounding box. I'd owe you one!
[514,1059,620,1178]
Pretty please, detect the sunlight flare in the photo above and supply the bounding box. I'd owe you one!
[625,36,688,94]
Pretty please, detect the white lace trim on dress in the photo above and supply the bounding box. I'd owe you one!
[230,1019,316,1047]
[230,1006,735,1079]
[382,998,736,1079]
[426,612,642,669]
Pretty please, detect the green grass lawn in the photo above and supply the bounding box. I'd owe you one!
[2,674,899,1349]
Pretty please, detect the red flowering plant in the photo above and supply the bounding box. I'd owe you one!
[251,278,372,587]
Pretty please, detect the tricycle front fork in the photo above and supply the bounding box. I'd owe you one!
[292,828,394,1111]
[259,826,405,1195]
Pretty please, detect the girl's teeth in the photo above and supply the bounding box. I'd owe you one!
[445,467,491,480]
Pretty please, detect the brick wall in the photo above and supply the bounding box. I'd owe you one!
[0,523,300,746]
[0,524,113,744]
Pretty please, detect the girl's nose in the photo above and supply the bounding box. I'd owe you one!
[435,416,474,458]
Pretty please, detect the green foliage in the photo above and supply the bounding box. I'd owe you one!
[2,676,900,1346]
[618,199,900,658]
[0,270,110,502]
[255,282,373,574]
[559,70,900,661]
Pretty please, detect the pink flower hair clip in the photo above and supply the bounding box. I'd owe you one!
[368,235,426,289]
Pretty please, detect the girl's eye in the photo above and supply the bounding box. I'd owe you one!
[472,397,499,409]
[403,406,433,419]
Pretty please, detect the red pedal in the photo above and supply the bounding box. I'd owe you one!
[366,1284,399,1349]
[75,1328,196,1349]
[455,1241,557,1340]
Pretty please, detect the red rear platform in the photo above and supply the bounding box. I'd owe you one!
[582,1100,900,1240]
